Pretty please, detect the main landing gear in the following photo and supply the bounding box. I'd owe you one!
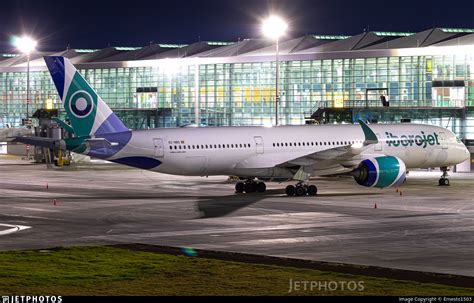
[235,179,318,196]
[235,179,266,193]
[439,166,450,186]
[285,183,317,196]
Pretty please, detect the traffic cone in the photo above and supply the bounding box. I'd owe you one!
[374,202,378,209]
[46,183,49,189]
[399,191,403,196]
[52,199,57,206]
[395,187,399,193]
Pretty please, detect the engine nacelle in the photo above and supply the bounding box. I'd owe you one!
[353,156,406,188]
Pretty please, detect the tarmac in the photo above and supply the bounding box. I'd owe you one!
[0,155,473,277]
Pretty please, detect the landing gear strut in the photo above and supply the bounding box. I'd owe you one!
[235,179,266,193]
[439,166,450,186]
[285,183,317,196]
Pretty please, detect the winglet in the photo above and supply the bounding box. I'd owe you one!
[357,119,379,145]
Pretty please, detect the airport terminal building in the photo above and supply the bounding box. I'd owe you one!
[1,28,474,141]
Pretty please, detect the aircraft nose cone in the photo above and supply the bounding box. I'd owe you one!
[463,146,470,162]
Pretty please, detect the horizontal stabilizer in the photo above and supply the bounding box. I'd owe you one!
[12,136,60,150]
[52,118,75,134]
[86,138,119,149]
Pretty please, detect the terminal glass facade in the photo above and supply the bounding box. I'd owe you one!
[1,53,474,137]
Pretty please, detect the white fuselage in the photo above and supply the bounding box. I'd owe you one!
[99,123,469,179]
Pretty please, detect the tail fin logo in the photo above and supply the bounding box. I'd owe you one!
[45,56,130,137]
[69,90,94,118]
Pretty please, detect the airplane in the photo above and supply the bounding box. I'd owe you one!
[14,56,470,196]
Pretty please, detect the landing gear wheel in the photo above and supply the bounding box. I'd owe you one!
[235,182,245,193]
[307,185,317,196]
[439,178,450,186]
[285,185,295,196]
[295,185,306,196]
[244,182,257,193]
[439,167,450,186]
[256,182,266,193]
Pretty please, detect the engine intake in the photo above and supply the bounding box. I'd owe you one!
[353,156,406,188]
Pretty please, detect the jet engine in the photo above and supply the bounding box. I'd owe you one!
[353,156,406,188]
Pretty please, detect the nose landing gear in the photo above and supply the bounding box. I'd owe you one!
[439,166,450,186]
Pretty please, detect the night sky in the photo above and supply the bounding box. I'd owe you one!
[1,0,474,52]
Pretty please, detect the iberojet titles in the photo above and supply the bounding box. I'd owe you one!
[385,131,440,148]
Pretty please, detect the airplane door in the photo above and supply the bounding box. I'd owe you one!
[254,136,264,154]
[375,133,382,151]
[153,138,164,157]
[439,132,448,149]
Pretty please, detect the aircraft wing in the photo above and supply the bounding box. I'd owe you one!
[276,120,379,169]
[235,120,380,173]
[279,143,368,167]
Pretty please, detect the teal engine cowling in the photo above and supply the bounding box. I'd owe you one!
[353,156,406,188]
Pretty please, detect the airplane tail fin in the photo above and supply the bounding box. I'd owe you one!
[44,56,129,138]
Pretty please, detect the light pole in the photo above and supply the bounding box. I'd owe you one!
[262,16,287,126]
[13,36,37,120]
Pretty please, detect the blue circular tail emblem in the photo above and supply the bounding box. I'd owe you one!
[69,90,94,118]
